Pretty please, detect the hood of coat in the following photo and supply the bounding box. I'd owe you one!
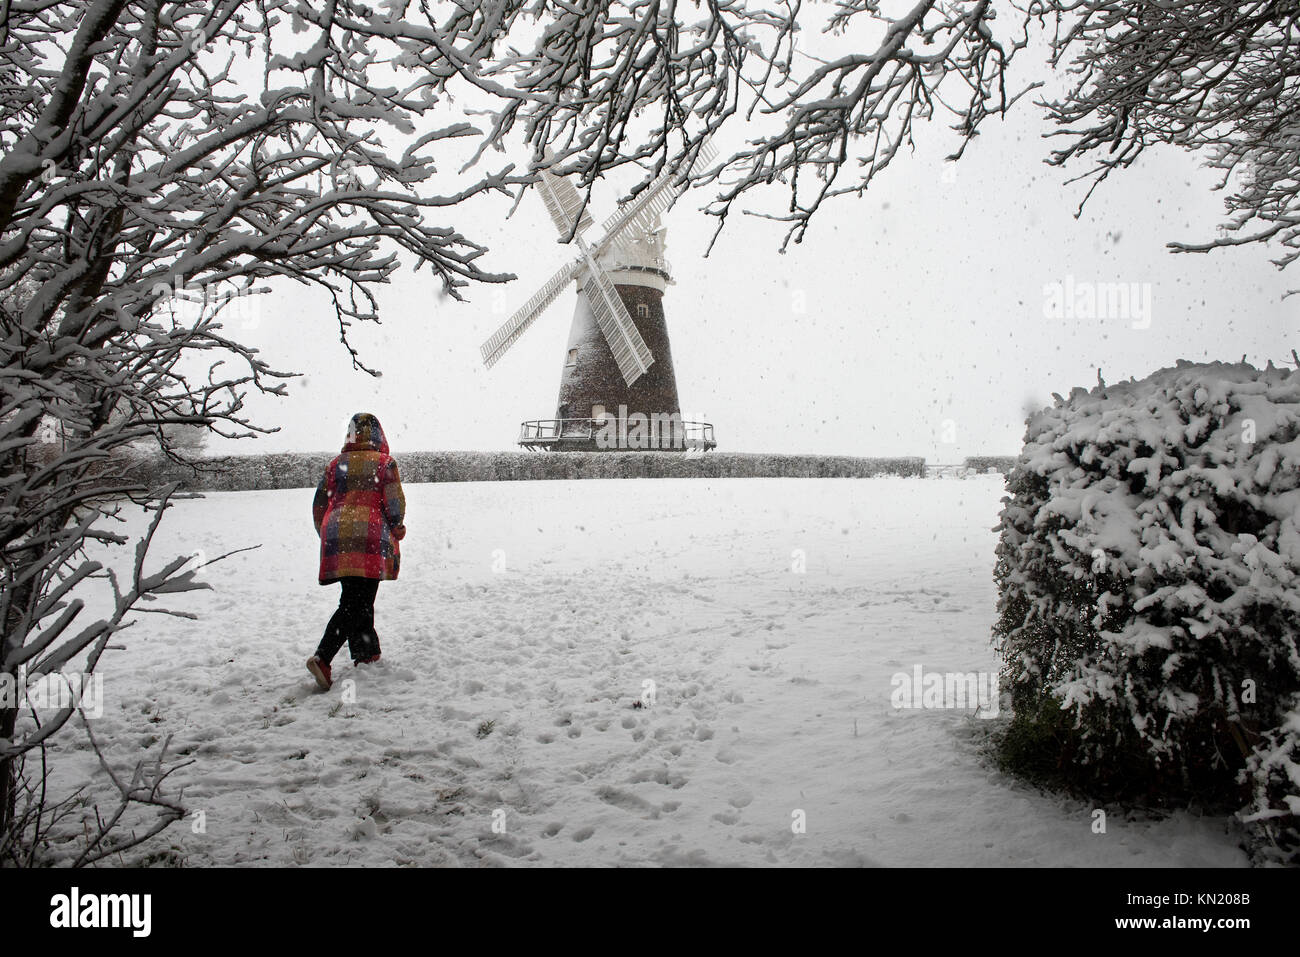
[341,412,390,454]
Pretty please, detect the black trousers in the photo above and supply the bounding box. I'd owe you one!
[315,577,381,665]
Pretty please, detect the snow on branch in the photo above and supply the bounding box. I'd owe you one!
[1038,0,1300,266]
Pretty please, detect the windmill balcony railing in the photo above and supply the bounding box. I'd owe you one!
[607,256,671,277]
[518,417,716,451]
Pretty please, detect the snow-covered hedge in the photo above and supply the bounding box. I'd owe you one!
[123,451,927,490]
[964,455,1017,475]
[993,360,1300,858]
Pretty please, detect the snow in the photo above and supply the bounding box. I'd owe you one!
[49,476,1249,866]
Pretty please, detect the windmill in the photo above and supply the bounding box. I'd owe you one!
[480,143,718,451]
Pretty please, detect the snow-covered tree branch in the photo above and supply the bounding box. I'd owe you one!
[1036,1,1300,266]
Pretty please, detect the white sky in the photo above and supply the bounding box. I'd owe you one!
[204,17,1299,463]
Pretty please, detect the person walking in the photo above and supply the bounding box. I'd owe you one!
[306,412,406,691]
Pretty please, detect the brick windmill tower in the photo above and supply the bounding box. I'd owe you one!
[479,145,716,451]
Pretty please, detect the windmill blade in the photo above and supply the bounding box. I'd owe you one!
[583,260,654,386]
[595,139,717,251]
[480,258,581,368]
[537,169,594,239]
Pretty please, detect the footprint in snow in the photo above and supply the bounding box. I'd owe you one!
[597,786,662,819]
[477,832,533,859]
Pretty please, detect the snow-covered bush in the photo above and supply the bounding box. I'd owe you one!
[993,361,1300,853]
[1241,695,1300,863]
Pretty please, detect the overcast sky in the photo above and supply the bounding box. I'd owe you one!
[205,24,1298,463]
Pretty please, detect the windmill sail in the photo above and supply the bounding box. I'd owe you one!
[595,140,717,256]
[480,259,580,368]
[582,259,654,386]
[537,170,594,238]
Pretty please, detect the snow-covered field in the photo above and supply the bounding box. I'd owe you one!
[60,476,1249,866]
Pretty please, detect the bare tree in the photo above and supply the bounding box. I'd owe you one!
[486,0,1300,267]
[1033,1,1300,271]
[467,0,1025,249]
[0,0,531,860]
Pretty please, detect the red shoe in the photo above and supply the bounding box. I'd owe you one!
[306,656,332,690]
[355,654,381,665]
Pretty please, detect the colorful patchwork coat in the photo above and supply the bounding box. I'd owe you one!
[313,413,406,584]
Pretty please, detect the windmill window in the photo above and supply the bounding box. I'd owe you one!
[567,348,578,366]
[592,404,606,422]
[636,303,650,318]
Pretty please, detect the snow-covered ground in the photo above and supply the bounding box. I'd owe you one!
[58,476,1249,866]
